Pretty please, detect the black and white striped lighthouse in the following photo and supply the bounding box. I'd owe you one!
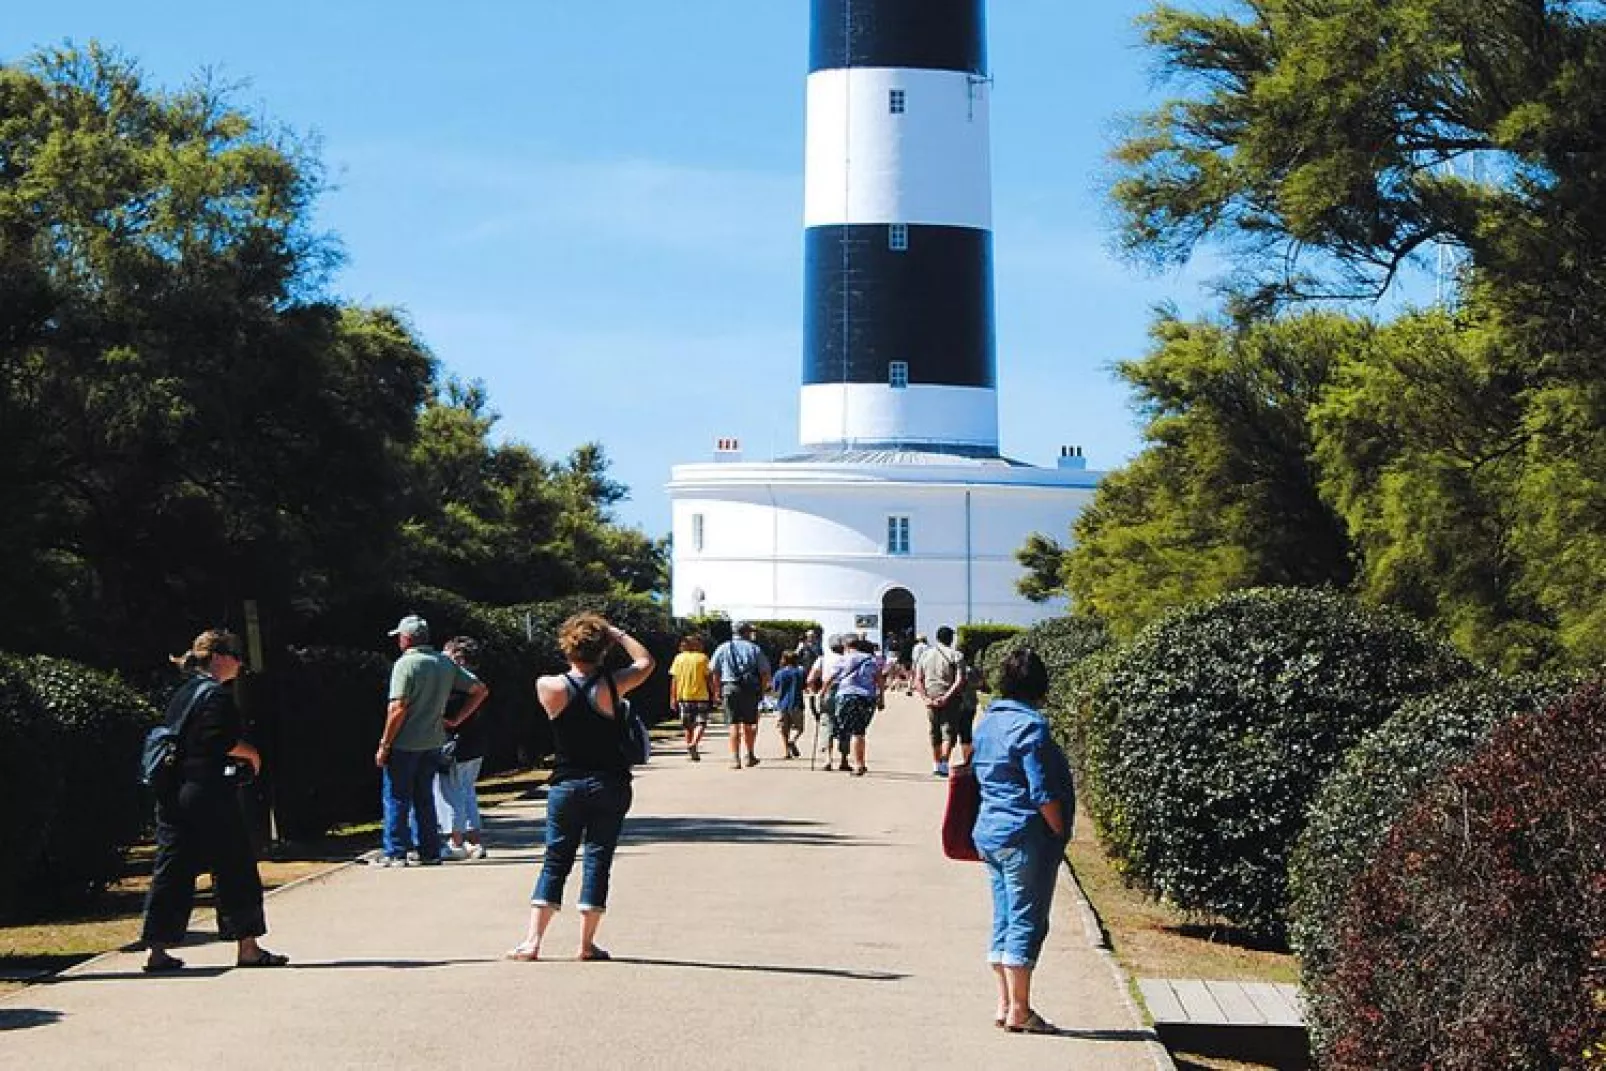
[801,0,997,454]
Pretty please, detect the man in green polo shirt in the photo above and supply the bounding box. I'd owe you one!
[373,614,488,866]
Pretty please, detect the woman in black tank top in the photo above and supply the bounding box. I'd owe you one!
[506,613,655,962]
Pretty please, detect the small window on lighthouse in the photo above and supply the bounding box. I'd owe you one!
[889,361,909,389]
[887,516,911,556]
[692,513,705,553]
[888,224,908,251]
[889,89,906,115]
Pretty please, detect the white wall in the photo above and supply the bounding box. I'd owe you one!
[669,462,1094,644]
[805,67,991,229]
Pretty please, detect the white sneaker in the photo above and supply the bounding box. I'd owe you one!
[441,844,468,862]
[465,843,487,860]
[405,850,421,867]
[369,854,401,868]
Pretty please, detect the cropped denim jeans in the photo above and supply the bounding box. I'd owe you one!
[533,774,633,912]
[979,821,1062,968]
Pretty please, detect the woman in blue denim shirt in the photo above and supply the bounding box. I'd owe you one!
[971,648,1074,1034]
[505,613,654,962]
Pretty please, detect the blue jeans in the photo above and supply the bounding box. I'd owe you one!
[533,775,632,912]
[382,747,443,861]
[980,822,1061,968]
[434,756,484,835]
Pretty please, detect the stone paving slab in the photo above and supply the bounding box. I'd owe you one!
[2,694,1166,1070]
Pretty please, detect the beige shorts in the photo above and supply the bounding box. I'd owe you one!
[777,709,807,735]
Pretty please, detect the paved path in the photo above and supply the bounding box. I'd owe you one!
[2,694,1164,1069]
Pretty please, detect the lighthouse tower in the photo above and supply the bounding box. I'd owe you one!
[802,0,996,453]
[667,0,1101,643]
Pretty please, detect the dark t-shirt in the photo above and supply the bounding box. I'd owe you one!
[444,691,490,762]
[166,676,240,785]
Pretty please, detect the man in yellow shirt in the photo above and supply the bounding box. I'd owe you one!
[669,635,715,761]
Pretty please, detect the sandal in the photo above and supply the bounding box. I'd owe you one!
[1005,1010,1058,1035]
[578,946,611,962]
[853,766,868,777]
[236,950,290,968]
[142,955,185,973]
[503,943,540,962]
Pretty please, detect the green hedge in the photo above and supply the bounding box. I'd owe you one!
[678,616,820,670]
[979,615,1109,691]
[1319,681,1606,1068]
[0,656,63,919]
[956,623,1023,665]
[1074,587,1469,939]
[1290,673,1577,1054]
[25,656,160,908]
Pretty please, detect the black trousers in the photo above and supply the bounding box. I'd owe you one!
[140,781,267,946]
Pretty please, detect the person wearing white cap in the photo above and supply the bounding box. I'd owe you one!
[373,614,489,866]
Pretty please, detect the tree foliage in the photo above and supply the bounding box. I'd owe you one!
[1063,311,1355,638]
[0,45,663,676]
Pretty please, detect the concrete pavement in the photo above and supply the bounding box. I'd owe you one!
[1,693,1166,1069]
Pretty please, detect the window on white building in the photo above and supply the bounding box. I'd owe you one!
[692,513,705,552]
[889,89,906,115]
[888,223,908,251]
[889,361,909,389]
[887,515,911,555]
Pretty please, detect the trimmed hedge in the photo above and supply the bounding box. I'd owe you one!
[0,656,63,919]
[956,623,1023,665]
[24,656,160,908]
[1290,672,1577,1051]
[980,615,1109,690]
[1075,587,1469,939]
[1321,681,1606,1069]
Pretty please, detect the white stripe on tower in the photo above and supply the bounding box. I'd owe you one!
[801,0,998,454]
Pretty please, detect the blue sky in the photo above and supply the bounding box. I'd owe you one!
[3,1,1225,535]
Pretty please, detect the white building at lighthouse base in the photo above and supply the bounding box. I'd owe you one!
[668,446,1098,643]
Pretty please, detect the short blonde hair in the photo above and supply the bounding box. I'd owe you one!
[558,612,611,664]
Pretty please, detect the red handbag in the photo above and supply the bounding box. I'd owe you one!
[941,763,983,861]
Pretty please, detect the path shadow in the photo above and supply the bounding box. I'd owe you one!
[1017,1026,1160,1042]
[46,957,494,983]
[610,955,905,982]
[0,1008,63,1031]
[619,816,881,847]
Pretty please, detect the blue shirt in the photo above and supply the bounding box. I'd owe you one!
[710,638,770,687]
[971,699,1076,853]
[771,667,804,712]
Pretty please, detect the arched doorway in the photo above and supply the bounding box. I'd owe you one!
[881,587,916,657]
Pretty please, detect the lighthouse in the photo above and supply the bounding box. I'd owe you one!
[668,0,1101,643]
[802,0,997,453]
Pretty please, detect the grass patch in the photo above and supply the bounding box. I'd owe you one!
[1066,804,1305,1070]
[1066,803,1299,984]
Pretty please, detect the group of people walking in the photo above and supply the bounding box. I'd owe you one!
[138,613,1075,1035]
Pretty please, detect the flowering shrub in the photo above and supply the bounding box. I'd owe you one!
[1321,681,1606,1069]
[1290,673,1575,1050]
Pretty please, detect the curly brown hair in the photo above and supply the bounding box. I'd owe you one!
[558,612,612,665]
[170,629,243,674]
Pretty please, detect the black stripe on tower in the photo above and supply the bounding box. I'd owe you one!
[803,225,996,389]
[810,0,987,75]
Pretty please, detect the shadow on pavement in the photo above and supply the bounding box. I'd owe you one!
[44,958,495,984]
[0,1008,64,1031]
[611,955,905,982]
[619,816,884,847]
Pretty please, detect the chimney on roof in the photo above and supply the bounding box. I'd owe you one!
[1057,445,1087,471]
[714,437,743,462]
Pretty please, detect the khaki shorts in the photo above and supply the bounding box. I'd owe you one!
[777,709,807,735]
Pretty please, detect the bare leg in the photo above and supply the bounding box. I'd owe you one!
[852,735,867,770]
[992,964,1009,1023]
[510,904,556,958]
[579,909,605,957]
[744,723,760,759]
[1003,965,1034,1026]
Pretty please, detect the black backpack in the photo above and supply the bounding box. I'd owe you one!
[139,679,218,796]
